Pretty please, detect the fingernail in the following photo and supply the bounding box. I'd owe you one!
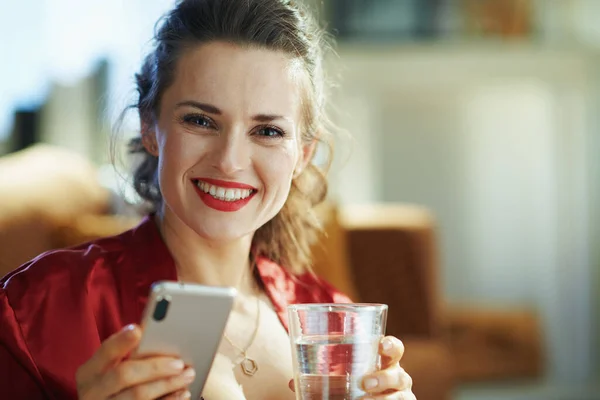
[179,390,191,399]
[168,359,185,372]
[364,377,378,389]
[181,368,196,383]
[123,324,138,337]
[382,338,393,351]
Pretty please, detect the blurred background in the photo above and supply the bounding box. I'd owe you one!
[0,0,598,399]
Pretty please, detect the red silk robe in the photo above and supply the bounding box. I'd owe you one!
[0,216,350,399]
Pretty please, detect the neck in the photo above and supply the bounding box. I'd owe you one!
[154,210,257,296]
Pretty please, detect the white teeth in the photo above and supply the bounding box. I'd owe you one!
[195,180,253,202]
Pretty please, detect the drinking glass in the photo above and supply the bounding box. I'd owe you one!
[288,303,388,400]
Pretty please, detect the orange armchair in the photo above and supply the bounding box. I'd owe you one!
[312,203,454,400]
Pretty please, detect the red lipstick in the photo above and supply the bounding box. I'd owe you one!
[192,178,257,212]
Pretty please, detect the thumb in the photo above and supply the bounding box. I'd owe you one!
[79,324,142,382]
[288,379,295,392]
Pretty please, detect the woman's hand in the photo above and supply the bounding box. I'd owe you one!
[359,336,415,399]
[76,324,195,400]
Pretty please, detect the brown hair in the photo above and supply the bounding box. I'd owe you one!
[127,0,335,273]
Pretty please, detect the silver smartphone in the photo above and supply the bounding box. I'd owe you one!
[135,281,237,399]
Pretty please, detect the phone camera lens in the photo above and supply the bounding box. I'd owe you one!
[152,296,170,321]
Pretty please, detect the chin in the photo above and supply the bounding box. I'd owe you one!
[189,218,255,243]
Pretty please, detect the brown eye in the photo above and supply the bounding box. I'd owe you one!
[256,126,285,138]
[182,114,214,128]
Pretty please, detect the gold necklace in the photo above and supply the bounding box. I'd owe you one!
[224,295,260,376]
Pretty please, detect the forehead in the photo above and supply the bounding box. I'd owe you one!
[165,41,304,116]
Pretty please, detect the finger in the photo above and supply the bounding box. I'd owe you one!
[362,389,417,400]
[101,357,186,395]
[362,365,412,394]
[288,378,295,392]
[76,325,142,389]
[112,367,196,400]
[379,336,404,368]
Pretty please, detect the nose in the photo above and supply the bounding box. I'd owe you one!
[210,129,250,175]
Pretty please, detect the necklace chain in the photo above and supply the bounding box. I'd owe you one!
[223,295,261,376]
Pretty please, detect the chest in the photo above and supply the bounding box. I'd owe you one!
[203,299,295,400]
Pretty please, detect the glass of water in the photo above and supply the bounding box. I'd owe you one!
[287,303,388,400]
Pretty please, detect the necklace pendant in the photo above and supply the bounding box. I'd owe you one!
[240,357,258,376]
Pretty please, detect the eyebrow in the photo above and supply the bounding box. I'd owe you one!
[175,100,290,123]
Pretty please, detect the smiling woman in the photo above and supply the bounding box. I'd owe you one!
[0,1,415,399]
[128,5,332,273]
[137,42,313,251]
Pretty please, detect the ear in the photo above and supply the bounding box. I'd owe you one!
[140,120,159,157]
[294,140,317,178]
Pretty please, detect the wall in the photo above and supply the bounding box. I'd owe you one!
[327,43,599,384]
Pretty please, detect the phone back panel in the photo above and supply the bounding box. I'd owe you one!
[137,281,236,399]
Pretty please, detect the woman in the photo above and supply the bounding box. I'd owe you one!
[0,0,415,399]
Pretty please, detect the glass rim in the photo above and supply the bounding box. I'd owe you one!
[287,303,388,312]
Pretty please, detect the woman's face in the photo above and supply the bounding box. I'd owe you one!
[145,41,310,242]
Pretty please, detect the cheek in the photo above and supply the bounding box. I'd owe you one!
[159,133,204,173]
[257,144,299,192]
[156,132,205,198]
